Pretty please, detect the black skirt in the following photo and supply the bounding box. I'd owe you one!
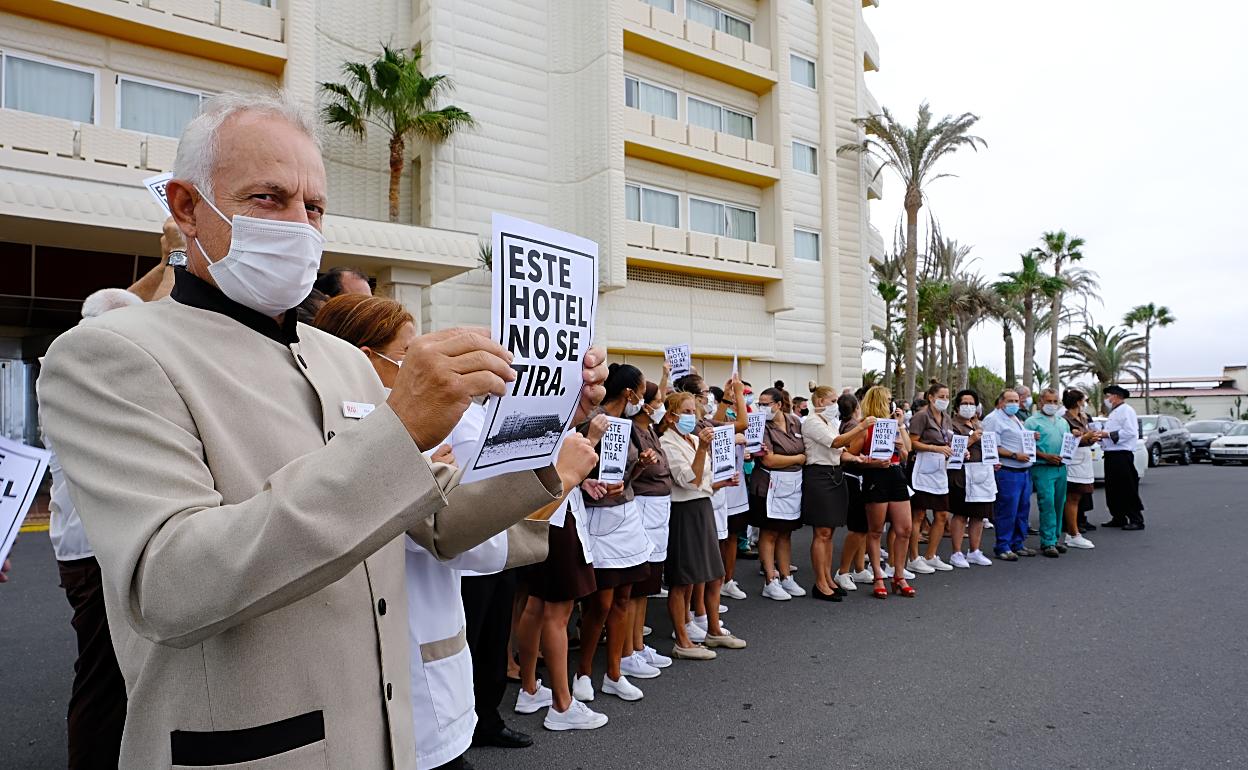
[844,473,868,533]
[860,465,911,504]
[665,498,725,586]
[801,465,848,528]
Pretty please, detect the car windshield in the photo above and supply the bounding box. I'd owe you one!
[1139,417,1158,432]
[1187,421,1227,433]
[1227,424,1248,437]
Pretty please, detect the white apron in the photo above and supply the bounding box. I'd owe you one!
[635,494,672,563]
[912,450,951,495]
[766,470,803,520]
[583,499,653,569]
[712,487,730,539]
[1067,445,1095,485]
[964,462,998,504]
[726,445,750,515]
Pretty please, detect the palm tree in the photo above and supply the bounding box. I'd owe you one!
[1123,303,1176,413]
[987,288,1022,386]
[995,254,1064,392]
[948,273,994,391]
[1060,324,1145,395]
[1030,231,1085,389]
[839,103,986,402]
[321,44,475,223]
[871,255,904,389]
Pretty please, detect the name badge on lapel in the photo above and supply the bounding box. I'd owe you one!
[342,401,376,419]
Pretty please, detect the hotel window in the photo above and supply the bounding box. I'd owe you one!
[118,77,206,138]
[790,54,817,89]
[686,0,752,42]
[0,52,96,123]
[643,0,676,11]
[244,0,274,6]
[794,228,821,261]
[687,96,754,140]
[689,196,758,242]
[793,141,818,174]
[625,76,679,120]
[626,183,681,229]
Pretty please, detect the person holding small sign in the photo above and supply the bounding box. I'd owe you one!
[573,365,657,703]
[801,385,863,601]
[982,389,1038,561]
[947,389,997,569]
[843,386,915,598]
[1024,388,1074,558]
[745,388,809,601]
[1061,388,1101,549]
[908,383,957,574]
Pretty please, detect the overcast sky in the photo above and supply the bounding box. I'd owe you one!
[862,0,1248,380]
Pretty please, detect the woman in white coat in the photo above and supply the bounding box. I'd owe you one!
[1060,388,1101,549]
[947,389,997,569]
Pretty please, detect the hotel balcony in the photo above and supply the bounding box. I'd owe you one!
[864,155,883,200]
[859,15,880,72]
[0,109,180,181]
[861,85,881,119]
[863,0,880,8]
[623,108,779,187]
[623,220,781,283]
[621,0,777,94]
[0,0,286,73]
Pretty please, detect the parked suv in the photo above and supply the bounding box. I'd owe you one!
[1185,419,1235,462]
[1139,414,1192,466]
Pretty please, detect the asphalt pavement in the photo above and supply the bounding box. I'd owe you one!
[2,463,1245,769]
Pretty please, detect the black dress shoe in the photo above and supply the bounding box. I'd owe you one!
[472,726,534,749]
[1081,523,1097,532]
[812,586,843,602]
[1028,527,1040,536]
[1122,522,1145,531]
[1102,520,1126,528]
[832,584,848,597]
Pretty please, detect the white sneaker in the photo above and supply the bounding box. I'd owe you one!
[906,557,936,574]
[684,621,707,643]
[834,572,857,592]
[880,548,889,561]
[949,552,970,569]
[850,568,876,584]
[544,699,608,731]
[780,576,806,597]
[762,578,792,601]
[983,518,994,529]
[924,555,954,572]
[884,565,916,580]
[1065,533,1095,549]
[718,604,728,614]
[693,614,708,632]
[619,652,662,679]
[649,587,669,598]
[642,625,652,637]
[967,549,993,566]
[640,645,673,669]
[790,563,800,573]
[572,674,594,702]
[721,580,748,600]
[602,674,644,701]
[515,680,553,714]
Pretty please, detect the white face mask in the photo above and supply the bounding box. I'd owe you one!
[1042,403,1059,416]
[757,405,774,420]
[194,188,325,317]
[1104,398,1113,410]
[624,397,642,418]
[934,398,950,413]
[649,404,667,424]
[373,351,402,369]
[957,404,977,419]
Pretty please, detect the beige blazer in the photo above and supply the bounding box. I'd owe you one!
[37,298,559,770]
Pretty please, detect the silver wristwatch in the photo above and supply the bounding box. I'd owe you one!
[167,249,188,268]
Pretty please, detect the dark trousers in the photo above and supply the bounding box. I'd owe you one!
[1104,451,1145,525]
[461,569,517,737]
[58,557,127,770]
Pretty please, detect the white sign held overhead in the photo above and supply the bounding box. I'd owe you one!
[745,412,766,454]
[460,213,599,483]
[143,172,173,216]
[731,354,739,376]
[598,417,633,484]
[947,434,968,470]
[979,431,1000,464]
[1060,433,1078,464]
[868,418,899,462]
[711,424,736,483]
[664,344,692,381]
[1021,432,1038,463]
[0,437,52,570]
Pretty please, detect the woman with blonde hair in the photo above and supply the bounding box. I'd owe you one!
[844,386,915,598]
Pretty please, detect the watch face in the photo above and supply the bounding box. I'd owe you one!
[167,250,188,267]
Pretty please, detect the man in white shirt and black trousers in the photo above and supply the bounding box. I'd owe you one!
[1100,385,1145,530]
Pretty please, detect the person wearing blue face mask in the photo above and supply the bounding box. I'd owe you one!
[981,388,1038,560]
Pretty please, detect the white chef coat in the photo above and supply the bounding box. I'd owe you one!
[1101,401,1139,452]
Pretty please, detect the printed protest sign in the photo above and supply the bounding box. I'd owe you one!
[143,172,173,216]
[731,354,739,376]
[460,213,598,483]
[869,418,899,461]
[0,436,52,570]
[1060,433,1078,464]
[664,344,692,381]
[598,417,632,484]
[711,424,736,483]
[947,434,968,470]
[979,431,1000,464]
[745,412,766,453]
[1021,432,1038,463]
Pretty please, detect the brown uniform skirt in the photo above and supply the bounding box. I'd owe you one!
[910,490,950,513]
[665,498,725,586]
[527,510,596,603]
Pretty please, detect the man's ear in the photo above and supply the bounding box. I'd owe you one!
[165,179,199,243]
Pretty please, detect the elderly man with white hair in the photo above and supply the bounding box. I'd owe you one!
[38,91,607,770]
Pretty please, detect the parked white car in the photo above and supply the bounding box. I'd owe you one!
[1210,422,1248,465]
[1089,418,1148,483]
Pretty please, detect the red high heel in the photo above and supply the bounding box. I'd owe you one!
[872,578,888,599]
[891,578,916,598]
